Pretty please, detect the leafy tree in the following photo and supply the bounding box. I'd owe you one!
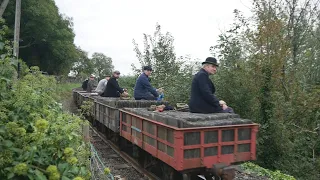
[2,0,78,75]
[71,47,94,79]
[0,22,90,180]
[211,0,320,179]
[118,75,138,96]
[91,52,114,79]
[71,50,114,81]
[132,24,200,104]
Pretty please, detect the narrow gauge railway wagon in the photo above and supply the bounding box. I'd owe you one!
[120,108,258,180]
[72,89,167,137]
[72,89,259,180]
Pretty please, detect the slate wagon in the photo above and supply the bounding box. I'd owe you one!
[72,88,259,180]
[120,108,258,179]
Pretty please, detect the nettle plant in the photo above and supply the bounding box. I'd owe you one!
[0,63,91,178]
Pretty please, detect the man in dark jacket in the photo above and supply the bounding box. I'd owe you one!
[189,57,231,113]
[86,74,95,93]
[101,70,128,97]
[134,66,161,100]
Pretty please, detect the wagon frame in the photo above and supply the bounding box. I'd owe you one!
[120,109,259,174]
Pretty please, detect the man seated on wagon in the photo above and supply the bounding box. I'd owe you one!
[86,74,95,93]
[101,70,128,97]
[189,57,233,114]
[134,65,163,100]
[95,75,111,95]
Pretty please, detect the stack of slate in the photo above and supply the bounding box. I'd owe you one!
[122,108,253,128]
[93,96,168,108]
[90,96,169,132]
[72,87,84,91]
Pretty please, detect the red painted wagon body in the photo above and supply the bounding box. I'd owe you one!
[120,109,259,172]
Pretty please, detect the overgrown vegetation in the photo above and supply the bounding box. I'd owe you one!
[1,0,319,179]
[3,0,77,75]
[56,83,81,102]
[241,162,296,180]
[72,51,114,80]
[2,0,114,77]
[130,24,201,105]
[210,1,320,179]
[118,1,320,179]
[0,22,90,179]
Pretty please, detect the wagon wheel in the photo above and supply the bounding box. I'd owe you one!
[205,175,213,180]
[139,152,154,170]
[91,119,96,127]
[161,164,176,180]
[105,128,112,139]
[112,133,119,144]
[213,174,221,180]
[212,164,235,180]
[119,137,126,151]
[182,173,191,180]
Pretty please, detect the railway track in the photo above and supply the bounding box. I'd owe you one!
[90,125,161,180]
[89,122,268,180]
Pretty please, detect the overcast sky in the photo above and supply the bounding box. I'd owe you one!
[55,0,252,75]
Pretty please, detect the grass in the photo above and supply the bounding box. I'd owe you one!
[55,82,81,112]
[56,83,80,100]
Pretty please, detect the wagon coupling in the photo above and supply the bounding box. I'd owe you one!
[212,163,236,180]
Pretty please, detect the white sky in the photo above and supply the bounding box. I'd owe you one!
[55,0,252,75]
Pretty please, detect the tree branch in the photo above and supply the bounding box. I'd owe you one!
[0,0,10,17]
[19,39,37,48]
[291,124,318,134]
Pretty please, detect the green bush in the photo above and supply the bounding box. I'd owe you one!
[0,65,91,179]
[241,162,296,180]
[0,22,90,179]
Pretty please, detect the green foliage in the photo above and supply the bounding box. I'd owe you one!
[80,101,94,118]
[241,162,296,180]
[3,0,78,75]
[118,75,137,96]
[55,82,81,103]
[71,47,93,79]
[0,23,90,178]
[91,52,114,79]
[211,1,320,179]
[0,65,91,179]
[72,49,114,80]
[104,167,110,175]
[132,24,201,104]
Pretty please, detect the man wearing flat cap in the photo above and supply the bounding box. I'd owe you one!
[102,70,128,97]
[189,57,232,113]
[86,74,95,93]
[134,65,162,100]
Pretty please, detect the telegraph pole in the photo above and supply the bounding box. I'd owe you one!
[13,0,21,78]
[13,0,21,58]
[0,0,10,17]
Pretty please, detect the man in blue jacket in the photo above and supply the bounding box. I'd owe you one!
[134,66,161,100]
[189,57,231,113]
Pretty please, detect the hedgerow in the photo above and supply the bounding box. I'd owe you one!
[0,22,90,179]
[241,162,296,180]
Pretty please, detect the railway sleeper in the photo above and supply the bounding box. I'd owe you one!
[114,175,126,180]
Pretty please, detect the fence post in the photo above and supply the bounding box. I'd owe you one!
[83,123,90,142]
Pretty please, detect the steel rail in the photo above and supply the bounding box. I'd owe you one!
[90,125,161,180]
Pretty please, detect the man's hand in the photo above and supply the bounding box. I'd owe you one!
[122,92,129,97]
[219,100,228,110]
[157,87,164,93]
[221,104,228,110]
